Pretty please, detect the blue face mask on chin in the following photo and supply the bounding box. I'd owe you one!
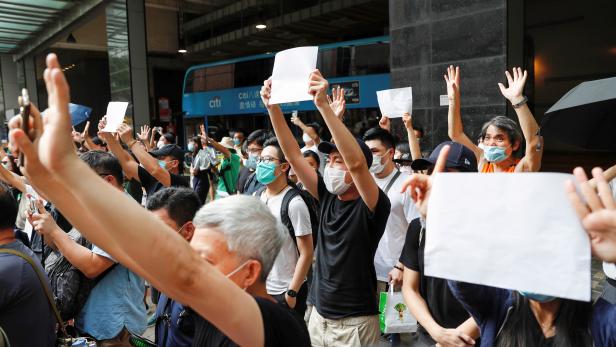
[481,144,508,163]
[519,291,556,303]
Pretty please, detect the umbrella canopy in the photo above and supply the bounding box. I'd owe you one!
[541,77,616,151]
[68,103,92,126]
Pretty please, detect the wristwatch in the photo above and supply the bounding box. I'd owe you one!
[286,289,298,298]
[511,95,528,109]
[393,265,403,271]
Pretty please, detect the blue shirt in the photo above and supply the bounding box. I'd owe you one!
[155,294,194,347]
[76,245,147,340]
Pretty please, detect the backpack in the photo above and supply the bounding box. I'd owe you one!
[47,235,116,321]
[256,185,319,250]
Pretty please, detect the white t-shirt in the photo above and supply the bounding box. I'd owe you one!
[373,169,419,281]
[603,179,616,280]
[260,186,313,295]
[301,145,326,175]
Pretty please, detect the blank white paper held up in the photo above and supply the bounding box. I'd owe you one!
[102,102,129,132]
[376,87,413,118]
[269,46,318,105]
[425,173,590,302]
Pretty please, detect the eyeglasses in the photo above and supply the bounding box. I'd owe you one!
[247,147,263,155]
[256,156,282,165]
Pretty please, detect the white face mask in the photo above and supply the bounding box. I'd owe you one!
[399,165,413,173]
[324,166,351,195]
[370,155,385,174]
[302,133,312,144]
[157,140,165,149]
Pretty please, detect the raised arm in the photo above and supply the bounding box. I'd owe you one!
[0,163,26,193]
[200,125,230,159]
[445,66,481,162]
[499,68,542,172]
[260,79,318,199]
[310,70,380,211]
[98,119,139,181]
[10,53,266,347]
[402,113,422,160]
[118,123,172,186]
[290,115,319,145]
[136,125,152,151]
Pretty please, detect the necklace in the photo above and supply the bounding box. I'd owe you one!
[264,185,287,205]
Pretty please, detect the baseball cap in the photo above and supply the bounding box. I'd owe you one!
[393,152,413,165]
[317,138,373,168]
[411,141,477,172]
[150,144,185,162]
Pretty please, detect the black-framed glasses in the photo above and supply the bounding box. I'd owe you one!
[256,156,282,165]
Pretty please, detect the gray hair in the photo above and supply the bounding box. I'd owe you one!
[193,195,286,282]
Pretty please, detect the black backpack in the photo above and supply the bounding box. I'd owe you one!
[47,235,116,321]
[256,185,319,250]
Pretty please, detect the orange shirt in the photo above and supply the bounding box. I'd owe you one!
[481,160,519,173]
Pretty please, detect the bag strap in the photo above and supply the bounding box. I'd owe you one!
[383,170,402,195]
[0,248,68,338]
[280,188,301,250]
[0,326,9,347]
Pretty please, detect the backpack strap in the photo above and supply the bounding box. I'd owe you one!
[383,170,402,195]
[0,326,9,347]
[0,248,68,338]
[280,188,301,250]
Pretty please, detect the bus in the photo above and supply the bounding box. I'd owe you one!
[182,36,391,139]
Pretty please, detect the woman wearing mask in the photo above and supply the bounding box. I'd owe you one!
[446,66,543,173]
[190,136,211,204]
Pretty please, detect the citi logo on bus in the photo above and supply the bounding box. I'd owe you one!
[209,96,222,108]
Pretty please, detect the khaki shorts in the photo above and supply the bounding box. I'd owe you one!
[308,309,379,347]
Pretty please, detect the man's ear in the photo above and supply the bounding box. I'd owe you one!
[241,260,262,289]
[182,222,195,242]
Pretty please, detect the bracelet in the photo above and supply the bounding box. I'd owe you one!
[127,139,139,148]
[511,95,528,109]
[393,265,403,271]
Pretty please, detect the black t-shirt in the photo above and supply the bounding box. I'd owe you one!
[138,165,189,198]
[0,241,56,347]
[192,296,310,347]
[399,218,470,329]
[313,176,390,319]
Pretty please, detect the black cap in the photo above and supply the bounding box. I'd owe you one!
[393,152,413,164]
[150,144,185,162]
[411,141,477,172]
[318,138,373,168]
[163,133,175,143]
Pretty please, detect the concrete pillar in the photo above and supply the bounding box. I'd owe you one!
[389,0,508,152]
[127,0,150,129]
[23,56,40,107]
[0,55,19,140]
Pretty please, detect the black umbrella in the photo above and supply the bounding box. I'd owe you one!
[540,76,616,151]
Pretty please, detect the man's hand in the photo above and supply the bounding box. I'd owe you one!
[285,293,297,309]
[400,145,450,218]
[444,65,460,102]
[117,123,134,144]
[567,167,616,262]
[290,114,302,127]
[379,116,391,132]
[28,198,60,237]
[71,127,84,144]
[199,124,209,144]
[328,86,346,120]
[137,125,150,142]
[387,268,403,287]
[402,113,413,130]
[434,327,475,347]
[259,78,274,110]
[498,67,527,104]
[308,70,329,108]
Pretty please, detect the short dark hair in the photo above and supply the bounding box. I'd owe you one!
[306,122,322,136]
[263,137,286,163]
[303,150,320,167]
[0,182,18,230]
[246,129,271,147]
[92,136,107,147]
[79,150,123,185]
[146,187,202,227]
[363,127,396,150]
[163,133,176,143]
[413,126,424,137]
[396,142,410,154]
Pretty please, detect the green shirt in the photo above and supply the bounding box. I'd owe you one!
[216,153,241,197]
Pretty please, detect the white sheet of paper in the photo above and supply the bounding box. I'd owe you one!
[102,102,129,132]
[24,184,46,240]
[425,173,591,302]
[376,87,413,118]
[269,46,318,105]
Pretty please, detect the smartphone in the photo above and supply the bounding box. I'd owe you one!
[27,194,37,215]
[18,89,31,166]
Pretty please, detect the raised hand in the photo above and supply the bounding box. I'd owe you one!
[444,65,460,101]
[328,86,346,120]
[566,167,616,262]
[498,67,527,104]
[71,127,84,143]
[259,78,273,109]
[137,125,150,142]
[379,116,391,132]
[27,198,59,237]
[117,123,134,144]
[400,145,450,218]
[290,114,302,127]
[308,70,329,107]
[402,112,413,130]
[9,53,75,185]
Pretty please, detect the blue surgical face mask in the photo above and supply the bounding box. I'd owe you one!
[519,291,556,303]
[256,161,279,185]
[158,160,168,169]
[188,143,195,152]
[245,154,258,170]
[233,138,241,146]
[480,144,508,163]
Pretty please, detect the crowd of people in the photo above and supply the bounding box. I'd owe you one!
[1,53,616,347]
